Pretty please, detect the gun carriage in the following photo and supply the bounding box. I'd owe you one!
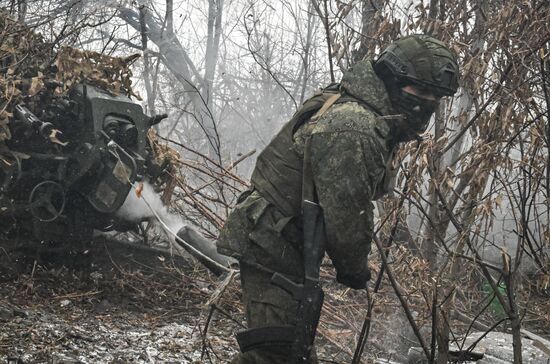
[0,82,166,242]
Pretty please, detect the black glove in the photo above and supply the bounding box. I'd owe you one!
[336,265,371,289]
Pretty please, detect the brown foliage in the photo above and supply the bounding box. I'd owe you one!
[0,10,140,144]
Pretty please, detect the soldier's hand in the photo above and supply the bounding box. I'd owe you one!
[336,266,371,289]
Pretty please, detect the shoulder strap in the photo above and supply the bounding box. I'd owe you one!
[291,86,341,134]
[301,92,341,204]
[302,137,315,204]
[310,93,341,122]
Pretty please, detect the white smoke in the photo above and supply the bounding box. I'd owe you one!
[114,182,236,272]
[116,182,185,235]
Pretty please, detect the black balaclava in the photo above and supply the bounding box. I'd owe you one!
[386,82,439,142]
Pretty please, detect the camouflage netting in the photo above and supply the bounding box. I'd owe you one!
[0,9,140,145]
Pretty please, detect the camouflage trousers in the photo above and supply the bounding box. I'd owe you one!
[230,263,318,364]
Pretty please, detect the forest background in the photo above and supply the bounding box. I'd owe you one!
[1,0,549,363]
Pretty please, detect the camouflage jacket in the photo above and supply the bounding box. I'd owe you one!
[217,60,398,287]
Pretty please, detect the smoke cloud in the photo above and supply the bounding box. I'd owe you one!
[115,182,184,235]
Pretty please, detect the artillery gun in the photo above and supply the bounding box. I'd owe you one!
[0,83,167,242]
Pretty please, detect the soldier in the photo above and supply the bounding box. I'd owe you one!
[217,34,459,363]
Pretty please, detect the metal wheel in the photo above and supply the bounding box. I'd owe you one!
[29,181,66,222]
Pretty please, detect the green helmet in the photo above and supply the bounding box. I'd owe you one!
[374,35,459,96]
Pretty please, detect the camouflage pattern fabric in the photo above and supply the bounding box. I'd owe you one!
[218,189,305,278]
[218,60,397,283]
[248,84,341,218]
[218,59,399,362]
[230,263,318,364]
[308,100,393,287]
[339,59,395,115]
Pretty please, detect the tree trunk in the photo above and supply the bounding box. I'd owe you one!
[118,5,221,159]
[353,0,383,63]
[139,5,157,117]
[204,0,224,107]
[17,0,27,21]
[311,0,334,82]
[299,1,315,104]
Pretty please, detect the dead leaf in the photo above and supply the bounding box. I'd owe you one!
[135,182,144,198]
[28,76,44,96]
[49,129,69,146]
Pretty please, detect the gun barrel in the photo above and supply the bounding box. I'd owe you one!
[14,104,54,138]
[176,225,238,275]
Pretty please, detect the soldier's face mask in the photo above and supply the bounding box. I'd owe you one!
[388,86,439,142]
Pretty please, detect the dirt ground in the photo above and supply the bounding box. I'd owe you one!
[1,237,549,364]
[0,236,411,364]
[0,238,241,363]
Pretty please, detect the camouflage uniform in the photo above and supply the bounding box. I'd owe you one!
[218,60,397,364]
[218,35,459,363]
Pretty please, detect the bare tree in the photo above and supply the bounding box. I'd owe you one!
[119,1,223,160]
